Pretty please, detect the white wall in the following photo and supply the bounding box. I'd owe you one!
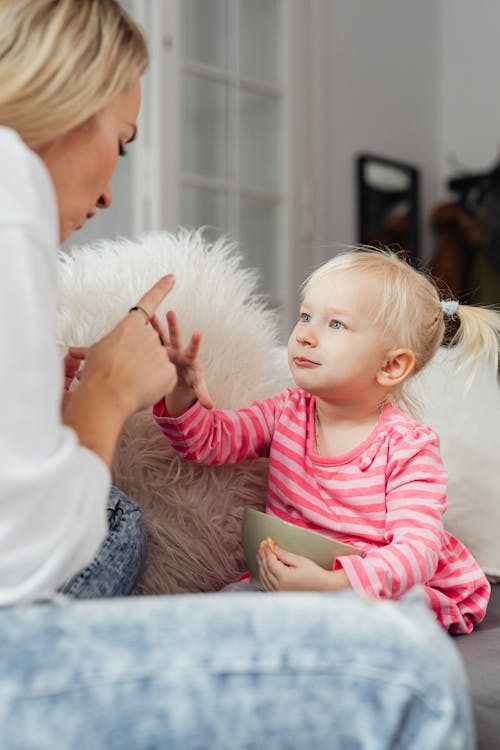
[323,0,441,260]
[440,0,500,182]
[72,2,500,268]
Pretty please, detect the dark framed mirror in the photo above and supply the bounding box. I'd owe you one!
[357,154,420,263]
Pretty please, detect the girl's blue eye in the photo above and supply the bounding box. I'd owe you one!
[330,320,345,331]
[300,312,311,322]
[119,142,127,157]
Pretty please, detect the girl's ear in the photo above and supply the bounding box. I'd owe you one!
[377,349,416,387]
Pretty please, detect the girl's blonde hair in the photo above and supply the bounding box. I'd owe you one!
[0,0,148,147]
[304,247,500,410]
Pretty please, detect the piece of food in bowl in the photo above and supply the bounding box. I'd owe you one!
[258,536,276,554]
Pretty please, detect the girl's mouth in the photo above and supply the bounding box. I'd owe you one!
[294,357,320,368]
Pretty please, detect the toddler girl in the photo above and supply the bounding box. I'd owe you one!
[153,247,499,634]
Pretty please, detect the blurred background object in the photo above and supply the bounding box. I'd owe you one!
[67,0,500,334]
[357,154,420,263]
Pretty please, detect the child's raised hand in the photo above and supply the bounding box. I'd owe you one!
[158,310,214,412]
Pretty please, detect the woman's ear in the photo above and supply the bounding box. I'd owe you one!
[377,349,416,387]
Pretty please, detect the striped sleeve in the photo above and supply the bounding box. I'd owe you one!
[336,426,448,599]
[153,392,290,465]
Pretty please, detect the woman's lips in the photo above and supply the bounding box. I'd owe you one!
[75,212,95,231]
[293,356,319,367]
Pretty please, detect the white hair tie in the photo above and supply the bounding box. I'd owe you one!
[441,299,459,316]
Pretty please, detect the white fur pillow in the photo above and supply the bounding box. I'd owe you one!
[410,348,500,582]
[57,230,290,594]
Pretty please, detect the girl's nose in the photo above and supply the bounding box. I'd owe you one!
[297,329,316,346]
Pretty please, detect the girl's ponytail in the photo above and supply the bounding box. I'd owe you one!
[446,303,500,379]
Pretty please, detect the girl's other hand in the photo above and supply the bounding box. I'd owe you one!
[256,545,352,592]
[61,347,87,412]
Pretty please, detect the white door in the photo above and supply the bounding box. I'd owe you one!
[180,0,285,313]
[68,0,328,338]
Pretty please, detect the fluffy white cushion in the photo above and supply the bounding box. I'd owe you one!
[410,349,500,582]
[57,230,290,594]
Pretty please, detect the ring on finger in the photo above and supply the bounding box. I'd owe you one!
[128,305,150,324]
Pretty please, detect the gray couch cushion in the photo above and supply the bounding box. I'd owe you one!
[455,585,500,750]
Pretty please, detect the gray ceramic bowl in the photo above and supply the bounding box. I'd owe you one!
[242,507,362,587]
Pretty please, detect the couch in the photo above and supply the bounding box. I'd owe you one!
[57,230,500,750]
[456,585,500,750]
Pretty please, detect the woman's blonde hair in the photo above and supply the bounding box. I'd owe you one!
[303,247,500,411]
[0,0,148,146]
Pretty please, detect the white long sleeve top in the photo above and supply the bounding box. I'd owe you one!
[0,127,110,604]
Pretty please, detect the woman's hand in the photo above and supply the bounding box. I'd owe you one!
[256,545,352,592]
[80,276,178,413]
[156,309,214,417]
[63,275,178,467]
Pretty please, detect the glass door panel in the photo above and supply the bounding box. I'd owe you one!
[239,195,281,303]
[183,73,229,181]
[183,0,229,70]
[239,0,280,85]
[180,0,286,321]
[182,185,228,239]
[239,90,281,192]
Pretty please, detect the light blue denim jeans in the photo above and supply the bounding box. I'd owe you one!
[0,588,474,749]
[59,486,147,598]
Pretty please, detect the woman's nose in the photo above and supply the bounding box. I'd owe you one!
[96,188,112,210]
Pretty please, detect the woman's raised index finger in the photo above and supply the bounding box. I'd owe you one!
[135,275,175,318]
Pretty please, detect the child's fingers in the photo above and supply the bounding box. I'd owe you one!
[63,375,76,391]
[258,547,277,573]
[63,357,81,380]
[256,558,273,590]
[166,310,183,350]
[258,570,275,591]
[264,549,286,576]
[185,331,202,362]
[149,314,169,346]
[273,546,302,567]
[63,351,83,388]
[67,346,88,361]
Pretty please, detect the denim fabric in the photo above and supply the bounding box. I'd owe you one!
[60,486,147,598]
[0,588,474,749]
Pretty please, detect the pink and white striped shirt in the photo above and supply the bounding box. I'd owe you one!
[154,388,490,633]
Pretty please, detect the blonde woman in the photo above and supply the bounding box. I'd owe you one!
[0,0,178,602]
[0,3,474,748]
